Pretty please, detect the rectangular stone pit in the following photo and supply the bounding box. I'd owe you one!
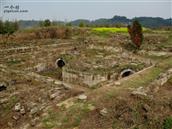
[62,68,117,87]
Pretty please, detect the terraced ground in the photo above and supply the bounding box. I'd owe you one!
[0,27,172,129]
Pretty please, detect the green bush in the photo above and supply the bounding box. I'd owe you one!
[163,116,172,129]
[79,22,85,27]
[39,19,51,27]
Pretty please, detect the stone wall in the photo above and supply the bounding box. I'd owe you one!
[0,47,39,55]
[149,68,172,92]
[62,68,110,87]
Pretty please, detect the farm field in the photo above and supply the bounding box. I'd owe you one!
[0,26,172,129]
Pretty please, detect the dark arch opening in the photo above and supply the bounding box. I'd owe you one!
[0,83,7,92]
[121,71,132,77]
[120,69,135,78]
[56,58,65,68]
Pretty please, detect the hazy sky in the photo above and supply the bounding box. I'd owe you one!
[0,0,172,21]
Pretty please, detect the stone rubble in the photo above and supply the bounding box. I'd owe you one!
[100,108,108,116]
[87,104,96,111]
[20,106,26,115]
[30,117,40,127]
[49,91,60,100]
[131,87,147,96]
[114,81,121,86]
[35,63,47,72]
[12,114,20,121]
[149,68,172,92]
[30,107,39,115]
[78,94,87,100]
[0,98,8,104]
[14,103,21,112]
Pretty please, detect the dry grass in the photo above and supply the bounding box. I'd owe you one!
[0,26,72,43]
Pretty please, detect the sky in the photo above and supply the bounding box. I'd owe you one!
[0,0,172,21]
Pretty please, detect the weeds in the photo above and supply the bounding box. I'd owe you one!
[163,116,172,129]
[34,27,71,39]
[6,59,22,65]
[42,102,91,129]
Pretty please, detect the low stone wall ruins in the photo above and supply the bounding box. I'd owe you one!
[0,47,39,55]
[149,68,172,92]
[62,68,111,87]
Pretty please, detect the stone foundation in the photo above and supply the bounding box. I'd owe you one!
[62,68,112,87]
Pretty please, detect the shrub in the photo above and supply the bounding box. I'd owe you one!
[163,116,172,129]
[79,22,84,27]
[34,27,71,39]
[0,20,4,34]
[44,19,51,27]
[39,19,51,27]
[64,28,71,39]
[127,20,143,48]
[66,22,72,26]
[0,26,72,41]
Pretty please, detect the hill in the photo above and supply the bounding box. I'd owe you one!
[18,16,172,28]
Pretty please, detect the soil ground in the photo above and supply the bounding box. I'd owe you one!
[0,27,172,129]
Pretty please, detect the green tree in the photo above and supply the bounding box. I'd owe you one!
[0,20,4,34]
[43,19,51,27]
[66,22,72,26]
[13,21,19,31]
[0,20,18,35]
[79,22,84,27]
[4,21,13,34]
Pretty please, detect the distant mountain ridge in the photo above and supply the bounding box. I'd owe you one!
[70,16,172,28]
[18,15,172,28]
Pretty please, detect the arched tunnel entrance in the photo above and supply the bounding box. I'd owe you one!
[55,58,65,81]
[120,69,135,78]
[55,58,65,68]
